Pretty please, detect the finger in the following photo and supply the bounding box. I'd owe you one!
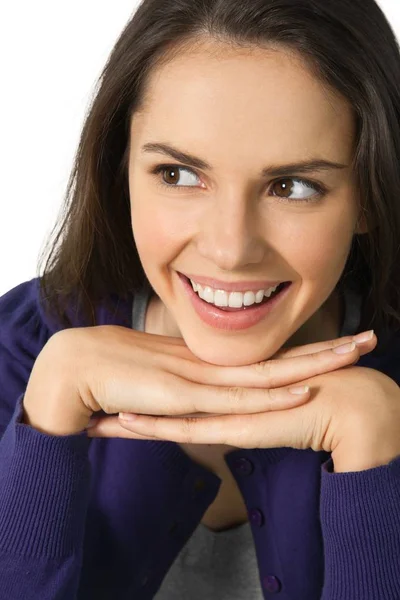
[117,408,307,449]
[162,339,365,394]
[119,413,242,445]
[156,332,377,390]
[85,415,160,440]
[274,331,376,359]
[139,373,312,416]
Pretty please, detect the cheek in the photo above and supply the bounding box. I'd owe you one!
[277,211,355,282]
[131,204,186,267]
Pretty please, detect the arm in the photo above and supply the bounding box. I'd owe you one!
[319,454,400,600]
[0,280,92,600]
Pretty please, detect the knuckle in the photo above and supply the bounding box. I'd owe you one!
[158,372,190,415]
[158,373,178,413]
[266,387,279,403]
[182,417,195,443]
[252,360,272,376]
[88,378,116,415]
[309,350,324,364]
[225,386,245,413]
[252,359,275,385]
[149,416,163,439]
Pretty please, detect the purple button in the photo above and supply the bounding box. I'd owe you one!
[233,457,254,475]
[263,575,282,593]
[249,508,264,527]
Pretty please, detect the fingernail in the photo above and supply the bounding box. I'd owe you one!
[332,341,356,354]
[288,385,310,395]
[119,412,138,422]
[353,330,374,344]
[85,418,97,429]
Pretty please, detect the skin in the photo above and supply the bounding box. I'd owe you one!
[128,38,367,370]
[126,41,369,522]
[77,40,372,528]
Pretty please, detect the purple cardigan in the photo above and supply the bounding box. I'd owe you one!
[0,278,399,600]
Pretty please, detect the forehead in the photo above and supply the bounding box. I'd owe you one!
[130,40,355,164]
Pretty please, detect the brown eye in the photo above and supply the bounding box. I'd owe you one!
[156,165,200,187]
[271,178,294,198]
[269,177,321,202]
[163,167,180,185]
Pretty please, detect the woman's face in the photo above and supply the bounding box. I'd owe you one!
[128,39,365,366]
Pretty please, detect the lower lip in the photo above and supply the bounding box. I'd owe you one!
[177,273,292,331]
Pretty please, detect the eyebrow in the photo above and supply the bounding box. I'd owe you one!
[141,142,348,177]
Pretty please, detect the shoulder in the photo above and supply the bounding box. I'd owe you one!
[0,277,55,363]
[0,278,56,432]
[0,277,134,431]
[0,276,135,359]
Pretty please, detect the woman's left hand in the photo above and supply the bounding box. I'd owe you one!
[86,365,400,473]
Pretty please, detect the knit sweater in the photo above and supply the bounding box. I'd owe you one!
[0,277,399,599]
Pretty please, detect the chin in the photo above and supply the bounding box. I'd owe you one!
[182,334,282,367]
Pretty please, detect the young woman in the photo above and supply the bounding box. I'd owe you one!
[1,0,400,598]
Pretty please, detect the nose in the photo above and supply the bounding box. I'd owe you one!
[196,190,268,270]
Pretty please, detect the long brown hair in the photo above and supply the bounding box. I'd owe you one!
[37,0,400,350]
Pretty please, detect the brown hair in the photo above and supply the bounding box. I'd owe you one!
[37,0,400,349]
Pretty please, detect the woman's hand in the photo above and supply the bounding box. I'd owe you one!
[88,355,400,473]
[67,327,375,424]
[25,325,374,437]
[84,329,381,452]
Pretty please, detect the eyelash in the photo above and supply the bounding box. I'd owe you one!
[149,163,327,203]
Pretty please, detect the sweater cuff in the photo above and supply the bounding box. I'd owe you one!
[319,455,400,600]
[0,393,92,558]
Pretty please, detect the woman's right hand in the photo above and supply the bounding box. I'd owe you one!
[22,325,376,437]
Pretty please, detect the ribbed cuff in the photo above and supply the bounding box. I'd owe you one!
[319,455,400,599]
[0,394,92,558]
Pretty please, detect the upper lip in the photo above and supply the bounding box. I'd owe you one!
[180,272,287,292]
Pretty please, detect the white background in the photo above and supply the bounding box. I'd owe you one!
[0,1,399,295]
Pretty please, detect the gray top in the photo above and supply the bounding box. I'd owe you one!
[131,283,362,599]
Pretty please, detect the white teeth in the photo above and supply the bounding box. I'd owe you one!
[214,289,229,307]
[189,279,281,308]
[255,290,265,303]
[201,286,216,304]
[244,291,256,306]
[228,291,247,308]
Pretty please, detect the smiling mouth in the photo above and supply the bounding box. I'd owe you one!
[177,272,293,330]
[181,273,291,311]
[209,281,289,311]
